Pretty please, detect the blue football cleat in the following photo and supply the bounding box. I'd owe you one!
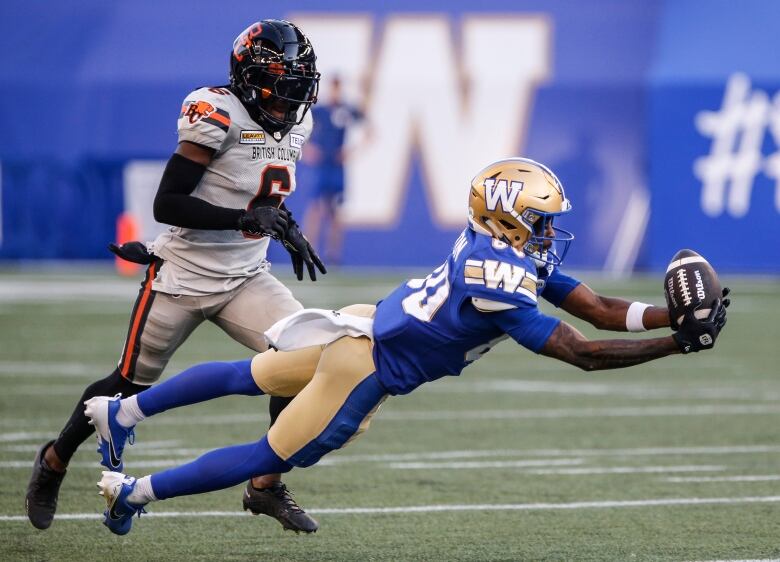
[97,471,146,536]
[84,394,135,472]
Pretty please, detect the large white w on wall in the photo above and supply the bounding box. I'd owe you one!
[294,15,552,228]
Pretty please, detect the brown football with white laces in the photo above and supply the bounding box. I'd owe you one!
[664,249,722,327]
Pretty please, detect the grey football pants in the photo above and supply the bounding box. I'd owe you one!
[118,265,302,385]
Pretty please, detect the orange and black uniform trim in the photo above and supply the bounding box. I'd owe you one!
[203,108,231,132]
[118,260,160,380]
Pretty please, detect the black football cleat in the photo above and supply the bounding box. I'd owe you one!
[25,440,66,530]
[242,481,318,533]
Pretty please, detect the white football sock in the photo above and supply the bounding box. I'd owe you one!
[127,475,157,505]
[116,395,146,428]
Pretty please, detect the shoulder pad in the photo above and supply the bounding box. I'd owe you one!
[178,87,234,149]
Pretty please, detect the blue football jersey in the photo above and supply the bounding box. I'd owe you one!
[372,228,570,395]
[537,262,582,307]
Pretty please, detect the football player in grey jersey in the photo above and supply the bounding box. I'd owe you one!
[26,19,325,534]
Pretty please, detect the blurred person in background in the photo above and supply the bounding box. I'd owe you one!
[303,75,367,265]
[25,19,325,534]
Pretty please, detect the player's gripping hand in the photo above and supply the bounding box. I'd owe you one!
[237,206,288,239]
[672,298,728,353]
[669,287,730,330]
[283,222,327,281]
[108,241,156,265]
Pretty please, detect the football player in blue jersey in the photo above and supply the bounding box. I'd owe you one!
[83,157,729,535]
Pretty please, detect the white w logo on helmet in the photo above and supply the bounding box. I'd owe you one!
[483,179,524,213]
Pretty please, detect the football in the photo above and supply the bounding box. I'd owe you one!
[664,249,722,327]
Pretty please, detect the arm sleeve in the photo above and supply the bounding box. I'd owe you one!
[153,153,245,230]
[540,268,582,307]
[488,304,561,353]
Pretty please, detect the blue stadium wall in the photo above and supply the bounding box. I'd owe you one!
[1,0,778,273]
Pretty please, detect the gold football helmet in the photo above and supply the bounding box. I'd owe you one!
[468,157,574,265]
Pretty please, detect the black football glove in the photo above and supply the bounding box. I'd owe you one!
[237,206,288,239]
[721,286,731,309]
[669,286,730,331]
[283,221,327,281]
[108,241,156,265]
[672,298,727,354]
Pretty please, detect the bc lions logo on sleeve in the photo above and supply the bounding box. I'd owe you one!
[183,101,215,123]
[180,100,232,132]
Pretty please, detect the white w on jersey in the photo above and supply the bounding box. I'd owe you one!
[150,86,313,295]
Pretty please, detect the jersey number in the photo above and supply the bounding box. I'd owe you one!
[402,263,450,322]
[243,166,292,240]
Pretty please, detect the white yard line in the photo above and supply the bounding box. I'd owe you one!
[0,280,383,304]
[0,281,137,302]
[0,458,585,470]
[424,379,780,401]
[377,404,780,420]
[0,460,183,469]
[386,458,585,469]
[5,367,778,401]
[0,460,727,475]
[389,463,726,474]
[2,403,779,432]
[320,444,780,464]
[5,385,99,396]
[2,495,780,522]
[0,360,193,377]
[0,361,104,376]
[6,443,779,464]
[664,475,780,483]
[0,431,58,443]
[1,439,181,453]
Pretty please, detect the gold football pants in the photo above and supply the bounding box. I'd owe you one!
[250,304,387,467]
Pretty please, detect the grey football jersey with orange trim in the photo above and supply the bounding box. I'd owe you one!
[150,86,313,295]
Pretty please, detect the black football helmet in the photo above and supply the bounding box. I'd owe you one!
[229,20,320,134]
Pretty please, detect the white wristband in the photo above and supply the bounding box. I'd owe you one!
[626,302,651,332]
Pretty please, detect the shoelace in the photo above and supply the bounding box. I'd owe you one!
[271,484,305,514]
[35,461,64,495]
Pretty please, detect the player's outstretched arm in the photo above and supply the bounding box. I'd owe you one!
[540,320,677,371]
[560,283,731,333]
[560,283,670,332]
[540,299,727,371]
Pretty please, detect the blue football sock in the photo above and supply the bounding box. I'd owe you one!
[150,436,291,499]
[137,359,261,417]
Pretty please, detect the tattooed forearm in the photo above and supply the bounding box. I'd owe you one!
[541,321,679,371]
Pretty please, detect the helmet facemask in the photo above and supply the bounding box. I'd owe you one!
[522,211,574,267]
[240,57,319,130]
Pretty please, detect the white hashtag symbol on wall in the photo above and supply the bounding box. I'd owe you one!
[693,73,780,217]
